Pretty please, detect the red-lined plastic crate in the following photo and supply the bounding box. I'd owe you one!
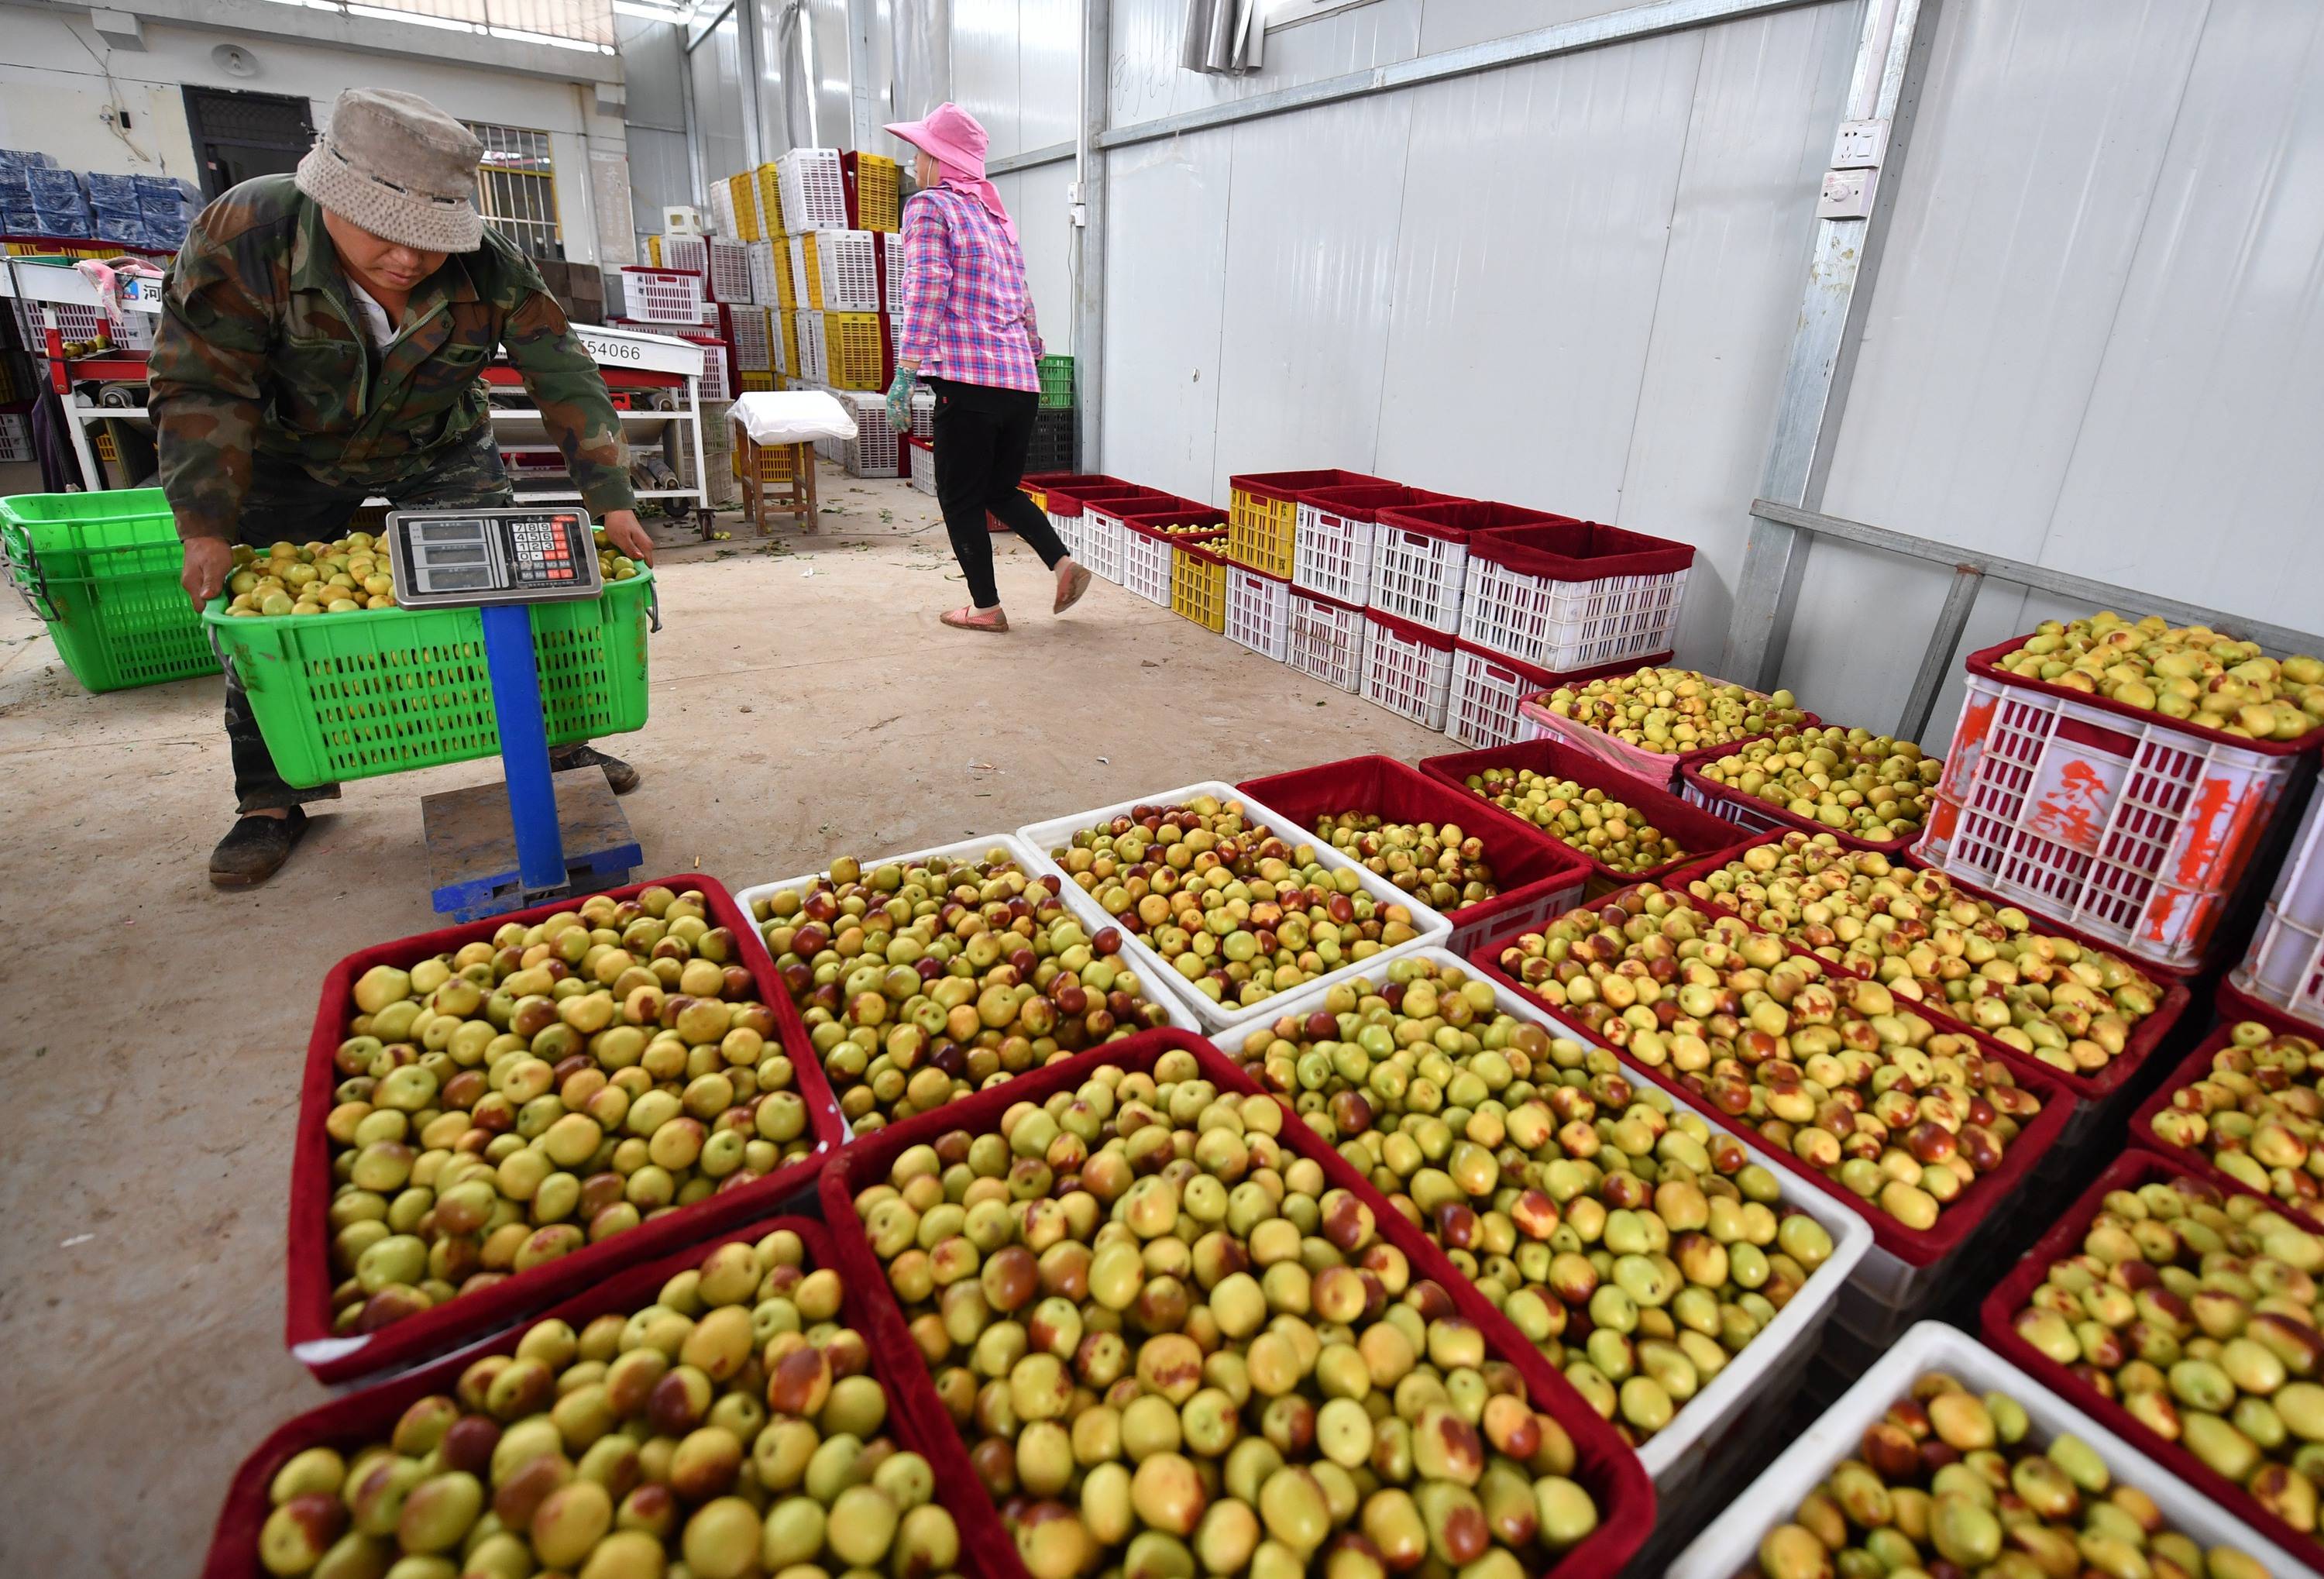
[660,232,752,301]
[1084,491,1188,587]
[1225,562,1293,659]
[1980,1150,2324,1574]
[819,1027,1658,1579]
[285,874,845,1384]
[1460,518,1694,671]
[2234,787,2324,1032]
[1468,893,2078,1331]
[1227,466,1387,579]
[1292,482,1451,606]
[713,301,772,371]
[1043,483,1167,569]
[812,229,888,311]
[2128,977,2324,1230]
[1240,755,1591,956]
[1917,634,2322,972]
[1019,471,1122,514]
[615,265,705,324]
[1520,672,1819,791]
[1446,643,1673,752]
[841,149,900,232]
[1420,735,1751,896]
[1659,831,2194,1145]
[1373,499,1578,635]
[1677,750,1927,858]
[902,431,934,494]
[1363,607,1456,728]
[1119,519,1181,605]
[1286,587,1368,693]
[206,1220,944,1579]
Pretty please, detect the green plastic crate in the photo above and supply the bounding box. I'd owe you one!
[0,488,222,693]
[204,569,655,789]
[1037,354,1076,410]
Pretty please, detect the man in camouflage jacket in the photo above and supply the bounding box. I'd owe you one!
[151,88,656,887]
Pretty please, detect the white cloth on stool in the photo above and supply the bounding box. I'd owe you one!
[731,390,857,445]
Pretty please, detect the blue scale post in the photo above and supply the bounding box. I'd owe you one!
[388,507,641,921]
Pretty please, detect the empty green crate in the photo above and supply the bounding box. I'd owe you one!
[0,488,222,693]
[1037,354,1076,410]
[204,570,655,789]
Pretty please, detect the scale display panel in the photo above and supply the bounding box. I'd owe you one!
[386,508,603,607]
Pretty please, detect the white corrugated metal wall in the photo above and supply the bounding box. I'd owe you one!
[943,0,2324,745]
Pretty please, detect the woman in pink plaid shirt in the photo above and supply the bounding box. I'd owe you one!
[885,103,1091,634]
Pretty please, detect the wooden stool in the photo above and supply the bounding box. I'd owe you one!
[731,417,816,534]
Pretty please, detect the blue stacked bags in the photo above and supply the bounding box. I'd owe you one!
[135,175,200,249]
[27,166,94,237]
[85,172,146,245]
[0,149,53,236]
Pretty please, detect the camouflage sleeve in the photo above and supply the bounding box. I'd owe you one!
[148,222,273,542]
[500,287,636,517]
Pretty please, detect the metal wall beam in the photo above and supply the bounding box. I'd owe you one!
[844,0,880,151]
[735,0,765,168]
[1748,498,2324,741]
[1072,0,1109,471]
[1723,0,1937,690]
[989,140,1076,176]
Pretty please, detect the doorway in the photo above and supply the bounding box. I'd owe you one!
[182,88,315,201]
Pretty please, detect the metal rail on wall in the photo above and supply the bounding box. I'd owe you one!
[1739,497,2324,746]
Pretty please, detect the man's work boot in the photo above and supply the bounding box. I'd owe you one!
[209,807,309,889]
[552,745,641,794]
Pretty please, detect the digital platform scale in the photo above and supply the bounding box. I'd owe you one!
[383,507,641,922]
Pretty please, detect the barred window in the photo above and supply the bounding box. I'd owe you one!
[465,122,565,262]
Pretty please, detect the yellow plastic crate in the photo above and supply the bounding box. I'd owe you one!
[793,236,823,311]
[824,311,888,391]
[1171,542,1228,632]
[728,172,761,242]
[1226,488,1298,579]
[646,235,661,266]
[737,371,775,394]
[776,311,799,377]
[755,164,786,236]
[851,153,900,232]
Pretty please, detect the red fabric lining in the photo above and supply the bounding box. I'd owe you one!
[1655,830,2198,1107]
[1467,520,1695,582]
[1965,634,2324,758]
[1374,499,1576,546]
[1229,467,1391,505]
[1418,738,1753,890]
[1462,890,2078,1267]
[1449,642,1674,695]
[2126,979,2324,1232]
[1366,605,1457,651]
[210,1220,940,1579]
[1236,755,1593,956]
[1300,483,1458,522]
[285,874,845,1384]
[1293,586,1366,617]
[817,1025,1656,1579]
[1978,1151,2324,1570]
[1119,507,1229,532]
[1044,485,1174,520]
[1675,758,1924,857]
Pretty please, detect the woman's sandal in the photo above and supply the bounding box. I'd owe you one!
[942,606,1010,634]
[1054,561,1092,614]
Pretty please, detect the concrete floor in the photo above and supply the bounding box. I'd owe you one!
[0,466,1454,1572]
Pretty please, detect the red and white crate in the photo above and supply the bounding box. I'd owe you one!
[660,234,753,301]
[812,389,900,477]
[813,229,888,311]
[1085,494,1191,586]
[1294,483,1449,607]
[1440,643,1673,752]
[1119,521,1184,606]
[616,266,706,325]
[793,311,827,384]
[1917,635,2324,972]
[777,147,849,232]
[1370,499,1575,635]
[718,304,773,372]
[746,239,789,308]
[1364,610,1456,730]
[904,432,936,495]
[787,235,821,310]
[1286,589,1369,693]
[1459,519,1695,671]
[1226,564,1294,662]
[2235,789,2324,1033]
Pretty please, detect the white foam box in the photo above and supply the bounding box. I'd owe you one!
[1016,781,1452,1037]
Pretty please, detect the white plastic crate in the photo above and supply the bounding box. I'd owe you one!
[661,235,752,302]
[1081,500,1166,587]
[617,267,706,325]
[1017,781,1452,1037]
[745,239,786,307]
[1285,590,1367,693]
[695,342,733,401]
[906,433,936,495]
[1668,1323,2310,1579]
[1368,521,1468,633]
[910,388,934,439]
[1047,507,1085,563]
[0,410,30,465]
[884,232,905,300]
[813,230,883,311]
[793,311,827,385]
[826,389,899,477]
[2235,787,2324,1030]
[1919,667,2309,971]
[1225,565,1293,661]
[1443,643,1554,750]
[1120,525,1174,606]
[10,298,105,348]
[786,236,819,311]
[777,148,848,232]
[1292,497,1378,605]
[724,305,772,372]
[1363,614,1455,729]
[706,179,737,238]
[1459,556,1691,671]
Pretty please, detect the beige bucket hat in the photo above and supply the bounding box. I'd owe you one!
[296,88,485,253]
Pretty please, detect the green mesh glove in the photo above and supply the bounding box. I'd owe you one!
[885,366,917,435]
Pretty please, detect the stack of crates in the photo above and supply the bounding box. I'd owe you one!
[1038,355,1075,411]
[1028,407,1077,473]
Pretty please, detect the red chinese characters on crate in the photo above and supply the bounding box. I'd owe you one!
[284,875,844,1384]
[1917,634,2318,972]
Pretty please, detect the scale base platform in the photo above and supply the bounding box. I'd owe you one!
[424,769,641,921]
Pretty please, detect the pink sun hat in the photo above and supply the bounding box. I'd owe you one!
[884,101,990,178]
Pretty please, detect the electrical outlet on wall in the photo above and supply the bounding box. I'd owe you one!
[1818,168,1876,220]
[1832,119,1889,169]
